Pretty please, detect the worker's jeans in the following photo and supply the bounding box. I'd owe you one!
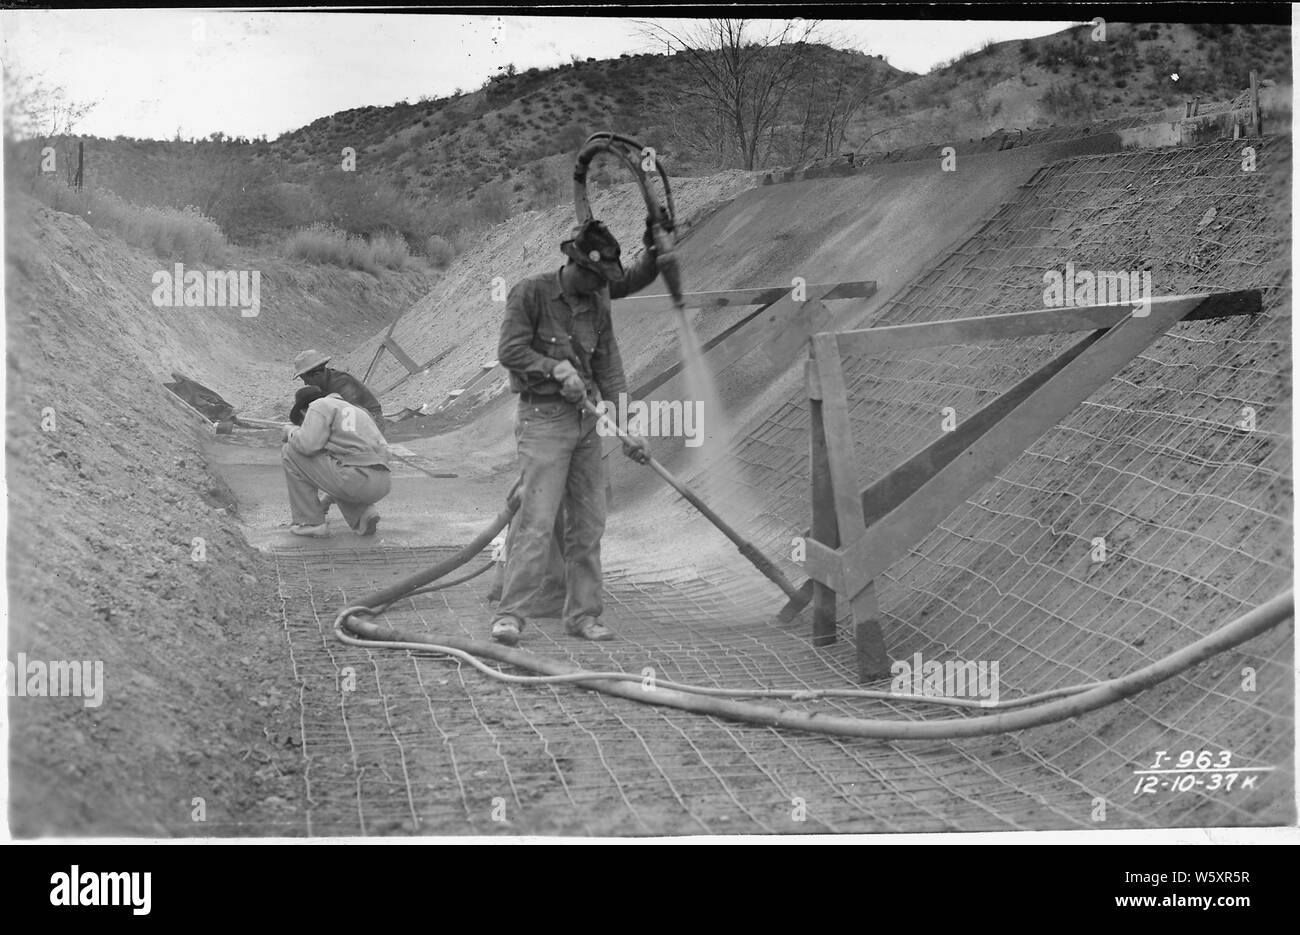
[496,399,605,630]
[282,444,391,529]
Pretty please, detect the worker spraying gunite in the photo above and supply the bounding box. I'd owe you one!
[489,217,662,645]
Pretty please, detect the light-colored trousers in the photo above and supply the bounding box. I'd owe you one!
[282,444,391,528]
[495,399,605,630]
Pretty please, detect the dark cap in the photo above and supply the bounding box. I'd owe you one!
[290,385,326,426]
[561,219,625,284]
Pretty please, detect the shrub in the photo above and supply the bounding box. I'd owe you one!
[285,223,377,273]
[425,234,455,269]
[283,223,409,275]
[27,177,228,264]
[309,172,427,246]
[368,231,410,270]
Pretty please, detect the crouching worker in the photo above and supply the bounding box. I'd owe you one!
[489,218,659,646]
[282,385,391,538]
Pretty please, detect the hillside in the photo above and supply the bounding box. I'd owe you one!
[54,21,1288,261]
[853,21,1290,153]
[267,44,906,192]
[5,198,307,834]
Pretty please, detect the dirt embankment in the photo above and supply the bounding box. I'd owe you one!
[3,197,427,835]
[6,195,432,420]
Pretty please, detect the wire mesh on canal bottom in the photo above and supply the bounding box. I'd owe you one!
[266,544,1292,836]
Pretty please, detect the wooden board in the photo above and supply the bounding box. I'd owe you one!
[807,372,838,647]
[832,291,1259,357]
[615,280,875,316]
[762,298,835,368]
[810,333,886,672]
[382,336,423,375]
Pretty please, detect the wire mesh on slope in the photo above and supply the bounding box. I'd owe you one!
[677,138,1293,825]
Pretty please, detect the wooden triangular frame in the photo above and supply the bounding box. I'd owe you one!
[802,291,1261,680]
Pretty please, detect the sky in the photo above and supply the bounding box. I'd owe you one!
[0,11,1077,141]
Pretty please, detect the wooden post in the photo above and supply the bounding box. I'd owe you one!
[809,334,890,679]
[361,343,387,385]
[1250,70,1262,136]
[807,361,837,647]
[75,141,84,191]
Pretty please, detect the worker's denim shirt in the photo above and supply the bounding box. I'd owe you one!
[319,369,384,423]
[497,250,658,400]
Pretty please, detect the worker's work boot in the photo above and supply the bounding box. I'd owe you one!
[290,523,330,538]
[354,505,380,537]
[565,617,615,641]
[490,616,523,647]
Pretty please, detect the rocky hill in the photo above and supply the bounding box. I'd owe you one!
[56,21,1290,256]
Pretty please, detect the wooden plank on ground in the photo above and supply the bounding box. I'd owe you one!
[164,388,217,429]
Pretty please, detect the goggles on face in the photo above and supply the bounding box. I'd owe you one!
[582,246,620,266]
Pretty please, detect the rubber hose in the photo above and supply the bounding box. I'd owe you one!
[337,588,1292,740]
[354,500,516,613]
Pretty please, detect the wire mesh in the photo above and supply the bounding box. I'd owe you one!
[683,137,1294,827]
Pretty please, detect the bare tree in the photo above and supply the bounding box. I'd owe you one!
[3,66,97,188]
[786,56,879,164]
[638,18,818,170]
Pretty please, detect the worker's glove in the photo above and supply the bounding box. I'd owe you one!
[551,360,587,403]
[281,424,293,443]
[621,432,650,464]
[643,210,673,250]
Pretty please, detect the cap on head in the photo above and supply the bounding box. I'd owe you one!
[561,219,624,284]
[290,385,326,426]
